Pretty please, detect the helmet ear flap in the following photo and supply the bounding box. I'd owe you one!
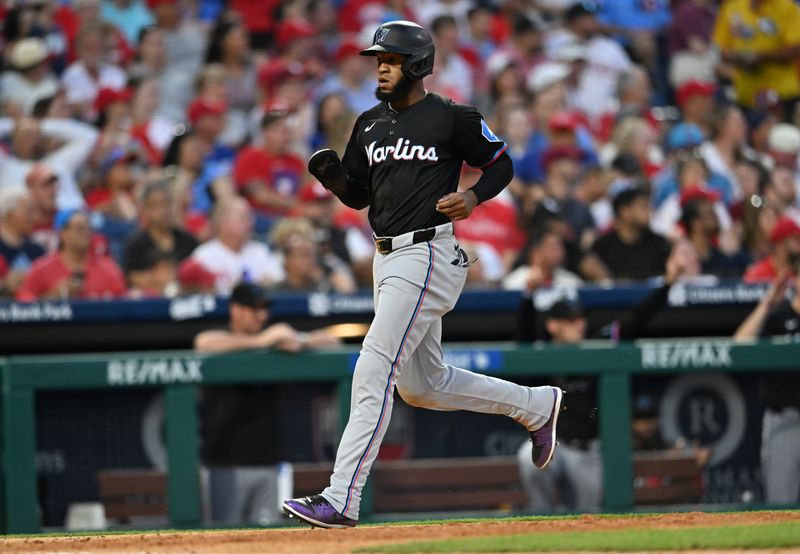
[401,48,434,80]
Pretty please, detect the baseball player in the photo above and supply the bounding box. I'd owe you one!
[283,20,563,529]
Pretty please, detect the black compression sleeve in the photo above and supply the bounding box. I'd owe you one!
[336,176,370,210]
[468,151,514,205]
[616,284,671,340]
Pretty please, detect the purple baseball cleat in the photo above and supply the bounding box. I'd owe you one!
[530,387,564,469]
[282,495,357,529]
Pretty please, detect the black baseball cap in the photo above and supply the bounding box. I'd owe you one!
[546,299,584,320]
[230,282,272,308]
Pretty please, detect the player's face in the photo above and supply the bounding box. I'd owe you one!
[374,52,414,102]
[231,303,268,334]
[547,317,586,344]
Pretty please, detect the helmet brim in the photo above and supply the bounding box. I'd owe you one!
[359,44,411,56]
[359,44,384,55]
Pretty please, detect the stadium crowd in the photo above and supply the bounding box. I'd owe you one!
[1,0,800,301]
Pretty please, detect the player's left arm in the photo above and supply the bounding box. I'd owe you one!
[437,105,513,221]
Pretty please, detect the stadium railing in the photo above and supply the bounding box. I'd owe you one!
[1,339,798,533]
[0,281,772,354]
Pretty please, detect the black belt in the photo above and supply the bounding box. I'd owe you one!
[374,228,436,255]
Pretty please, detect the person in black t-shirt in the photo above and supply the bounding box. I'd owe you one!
[196,282,340,523]
[123,181,197,291]
[680,190,750,279]
[734,272,800,503]
[590,184,672,281]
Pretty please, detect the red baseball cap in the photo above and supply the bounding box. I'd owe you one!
[335,40,362,63]
[299,180,334,202]
[177,259,217,289]
[95,87,133,113]
[258,59,308,93]
[679,185,720,207]
[542,144,583,171]
[187,98,227,125]
[770,216,800,244]
[676,80,716,107]
[548,112,579,133]
[275,19,316,50]
[147,0,174,9]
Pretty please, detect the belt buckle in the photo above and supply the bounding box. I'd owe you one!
[376,238,392,255]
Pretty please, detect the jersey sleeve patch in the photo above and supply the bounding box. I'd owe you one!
[481,119,502,143]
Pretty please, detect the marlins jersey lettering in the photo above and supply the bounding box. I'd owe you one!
[341,92,507,237]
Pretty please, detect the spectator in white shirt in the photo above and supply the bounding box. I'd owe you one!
[699,104,749,201]
[548,1,632,120]
[61,23,127,120]
[0,117,96,210]
[191,197,284,295]
[151,0,207,74]
[428,15,474,103]
[0,38,60,117]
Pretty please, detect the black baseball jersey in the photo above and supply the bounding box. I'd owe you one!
[341,92,507,237]
[759,300,800,410]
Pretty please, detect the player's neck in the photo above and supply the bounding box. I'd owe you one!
[388,83,427,111]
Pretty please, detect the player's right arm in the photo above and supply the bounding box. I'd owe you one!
[734,273,790,340]
[308,119,370,210]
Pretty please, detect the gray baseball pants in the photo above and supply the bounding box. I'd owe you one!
[321,223,557,519]
[762,407,800,503]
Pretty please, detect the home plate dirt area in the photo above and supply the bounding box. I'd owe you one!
[2,510,799,553]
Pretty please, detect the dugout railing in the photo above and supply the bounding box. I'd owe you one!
[1,339,798,533]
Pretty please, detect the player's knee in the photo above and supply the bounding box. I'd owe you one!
[396,383,434,408]
[358,343,394,368]
[352,347,394,384]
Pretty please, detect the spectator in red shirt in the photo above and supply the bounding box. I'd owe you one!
[0,256,8,296]
[229,0,281,50]
[233,107,305,221]
[744,217,800,283]
[455,166,527,283]
[17,210,127,301]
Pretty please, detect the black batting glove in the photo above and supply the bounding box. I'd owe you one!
[308,149,346,189]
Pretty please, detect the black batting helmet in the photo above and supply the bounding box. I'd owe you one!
[360,20,435,81]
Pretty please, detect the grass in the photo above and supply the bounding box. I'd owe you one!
[356,522,800,553]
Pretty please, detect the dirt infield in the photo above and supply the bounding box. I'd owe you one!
[2,511,799,553]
